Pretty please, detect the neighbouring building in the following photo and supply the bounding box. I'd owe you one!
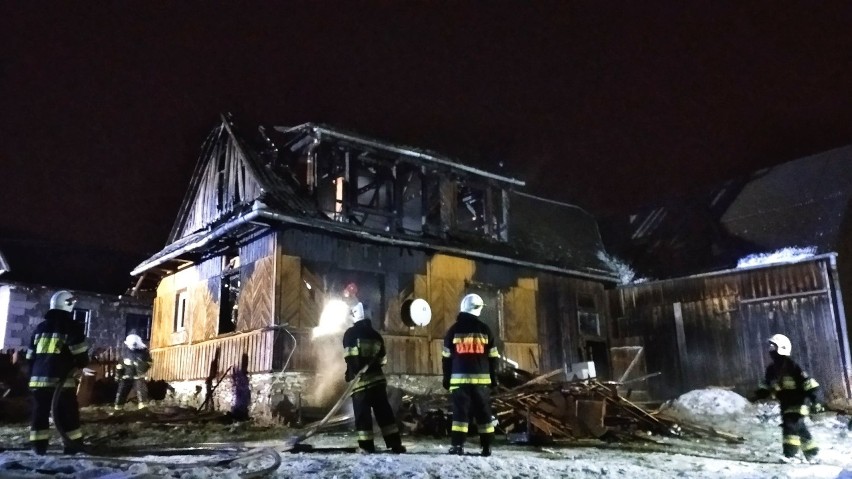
[602,145,852,402]
[0,232,152,352]
[131,115,620,416]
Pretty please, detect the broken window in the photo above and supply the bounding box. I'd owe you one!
[348,158,396,231]
[398,166,424,234]
[219,272,240,335]
[72,308,91,336]
[454,182,506,240]
[174,289,188,332]
[306,264,386,331]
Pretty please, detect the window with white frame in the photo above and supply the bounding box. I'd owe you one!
[174,289,188,332]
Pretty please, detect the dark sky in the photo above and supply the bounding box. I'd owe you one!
[3,2,852,262]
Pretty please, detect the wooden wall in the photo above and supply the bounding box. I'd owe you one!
[609,258,852,401]
[149,227,617,380]
[151,329,275,381]
[536,274,610,374]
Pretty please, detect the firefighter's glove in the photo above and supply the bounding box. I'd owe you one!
[811,403,825,414]
[442,377,450,391]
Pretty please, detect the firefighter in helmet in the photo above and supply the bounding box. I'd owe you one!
[26,290,90,455]
[752,333,822,462]
[442,293,500,456]
[342,302,406,453]
[114,333,153,410]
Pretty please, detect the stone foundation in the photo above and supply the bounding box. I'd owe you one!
[159,372,444,422]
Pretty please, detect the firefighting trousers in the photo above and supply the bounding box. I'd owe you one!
[115,377,148,406]
[450,385,495,448]
[352,384,401,449]
[30,387,83,448]
[781,413,818,458]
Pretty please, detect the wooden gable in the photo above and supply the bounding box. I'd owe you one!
[168,120,267,243]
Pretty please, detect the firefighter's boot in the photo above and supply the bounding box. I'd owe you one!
[63,439,85,455]
[480,433,493,457]
[31,440,48,456]
[449,431,466,455]
[384,433,406,453]
[358,440,376,454]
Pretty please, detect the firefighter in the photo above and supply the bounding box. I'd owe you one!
[752,333,823,462]
[442,293,500,456]
[114,333,153,410]
[342,302,406,454]
[26,290,90,455]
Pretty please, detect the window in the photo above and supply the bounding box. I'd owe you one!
[219,272,240,334]
[126,313,151,341]
[72,308,91,336]
[452,182,507,240]
[578,311,601,336]
[577,294,601,337]
[174,290,188,332]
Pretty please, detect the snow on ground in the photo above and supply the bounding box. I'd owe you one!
[1,389,852,478]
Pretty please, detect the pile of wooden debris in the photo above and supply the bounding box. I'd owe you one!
[400,367,743,445]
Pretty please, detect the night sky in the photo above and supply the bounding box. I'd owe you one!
[4,2,852,263]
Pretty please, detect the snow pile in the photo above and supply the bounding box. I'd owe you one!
[661,388,751,423]
[736,246,817,269]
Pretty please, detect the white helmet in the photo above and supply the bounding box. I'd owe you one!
[460,293,485,316]
[349,302,366,322]
[768,334,792,356]
[50,290,77,313]
[125,334,146,350]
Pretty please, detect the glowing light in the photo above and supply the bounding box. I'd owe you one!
[312,299,351,339]
[304,280,312,290]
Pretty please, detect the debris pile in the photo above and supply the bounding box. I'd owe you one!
[400,367,744,445]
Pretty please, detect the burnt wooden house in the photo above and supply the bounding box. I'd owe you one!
[604,146,852,401]
[132,115,619,384]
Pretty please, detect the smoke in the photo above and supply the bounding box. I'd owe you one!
[308,299,352,406]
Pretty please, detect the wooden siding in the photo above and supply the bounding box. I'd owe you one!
[276,254,301,327]
[237,255,275,331]
[148,234,592,381]
[174,134,265,240]
[503,282,538,343]
[190,278,219,343]
[151,328,275,381]
[610,259,851,401]
[503,342,541,373]
[537,274,610,373]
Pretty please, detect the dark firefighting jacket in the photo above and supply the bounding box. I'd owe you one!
[116,345,153,380]
[442,312,500,390]
[755,356,820,415]
[26,309,89,388]
[343,319,387,393]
